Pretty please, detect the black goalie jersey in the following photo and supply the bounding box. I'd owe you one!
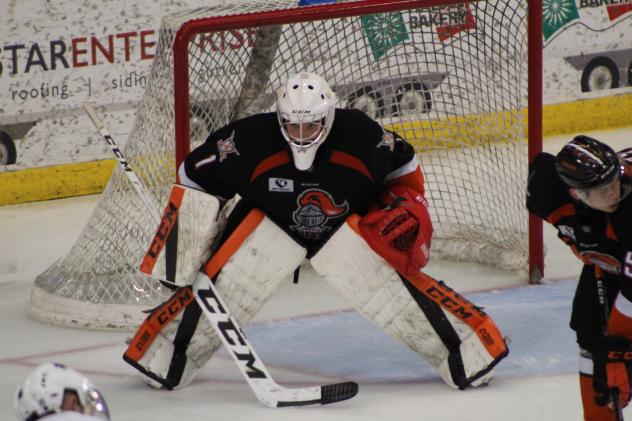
[179,109,422,252]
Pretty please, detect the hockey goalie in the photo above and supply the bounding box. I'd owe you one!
[123,72,509,391]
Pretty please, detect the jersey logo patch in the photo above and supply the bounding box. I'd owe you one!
[269,178,294,192]
[217,130,239,162]
[291,189,349,240]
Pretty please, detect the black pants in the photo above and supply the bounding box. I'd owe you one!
[570,264,620,351]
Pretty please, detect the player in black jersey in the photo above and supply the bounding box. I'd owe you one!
[14,362,110,421]
[124,72,508,393]
[527,136,632,421]
[177,74,423,254]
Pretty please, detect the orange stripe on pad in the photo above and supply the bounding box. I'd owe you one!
[349,213,506,359]
[345,213,362,236]
[124,286,194,362]
[403,270,507,360]
[140,185,186,275]
[203,208,266,279]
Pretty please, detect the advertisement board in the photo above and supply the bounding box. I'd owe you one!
[0,0,630,204]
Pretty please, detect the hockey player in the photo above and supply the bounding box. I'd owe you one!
[527,136,632,421]
[124,72,508,393]
[14,362,110,421]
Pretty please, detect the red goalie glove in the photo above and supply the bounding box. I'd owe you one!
[358,185,433,276]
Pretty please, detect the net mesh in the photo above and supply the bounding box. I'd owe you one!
[30,0,531,329]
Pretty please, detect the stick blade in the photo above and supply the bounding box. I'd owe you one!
[320,381,359,405]
[276,381,359,407]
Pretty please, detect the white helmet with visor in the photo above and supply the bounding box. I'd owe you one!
[14,363,110,421]
[276,72,337,170]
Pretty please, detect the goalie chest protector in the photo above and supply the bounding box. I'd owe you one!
[182,109,417,253]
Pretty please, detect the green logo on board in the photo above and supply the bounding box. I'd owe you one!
[543,0,579,40]
[361,13,410,61]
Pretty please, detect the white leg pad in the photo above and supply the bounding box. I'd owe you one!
[132,215,306,389]
[311,219,501,389]
[213,215,307,321]
[436,310,497,387]
[136,309,216,389]
[311,221,450,375]
[189,215,307,377]
[141,184,224,287]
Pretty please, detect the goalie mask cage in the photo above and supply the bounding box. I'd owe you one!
[30,0,542,330]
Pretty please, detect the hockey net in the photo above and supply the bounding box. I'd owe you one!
[30,0,540,329]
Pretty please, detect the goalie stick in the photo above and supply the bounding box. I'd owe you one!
[84,104,358,407]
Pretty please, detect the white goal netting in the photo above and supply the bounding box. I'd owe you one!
[30,0,532,329]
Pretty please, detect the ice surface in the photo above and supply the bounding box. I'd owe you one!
[1,127,630,420]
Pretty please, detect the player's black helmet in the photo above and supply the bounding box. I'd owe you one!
[555,135,624,189]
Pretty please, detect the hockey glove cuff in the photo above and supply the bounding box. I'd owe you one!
[359,185,432,275]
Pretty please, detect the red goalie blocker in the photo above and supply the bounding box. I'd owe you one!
[358,185,433,276]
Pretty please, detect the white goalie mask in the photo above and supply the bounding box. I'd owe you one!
[14,363,111,421]
[276,72,337,171]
